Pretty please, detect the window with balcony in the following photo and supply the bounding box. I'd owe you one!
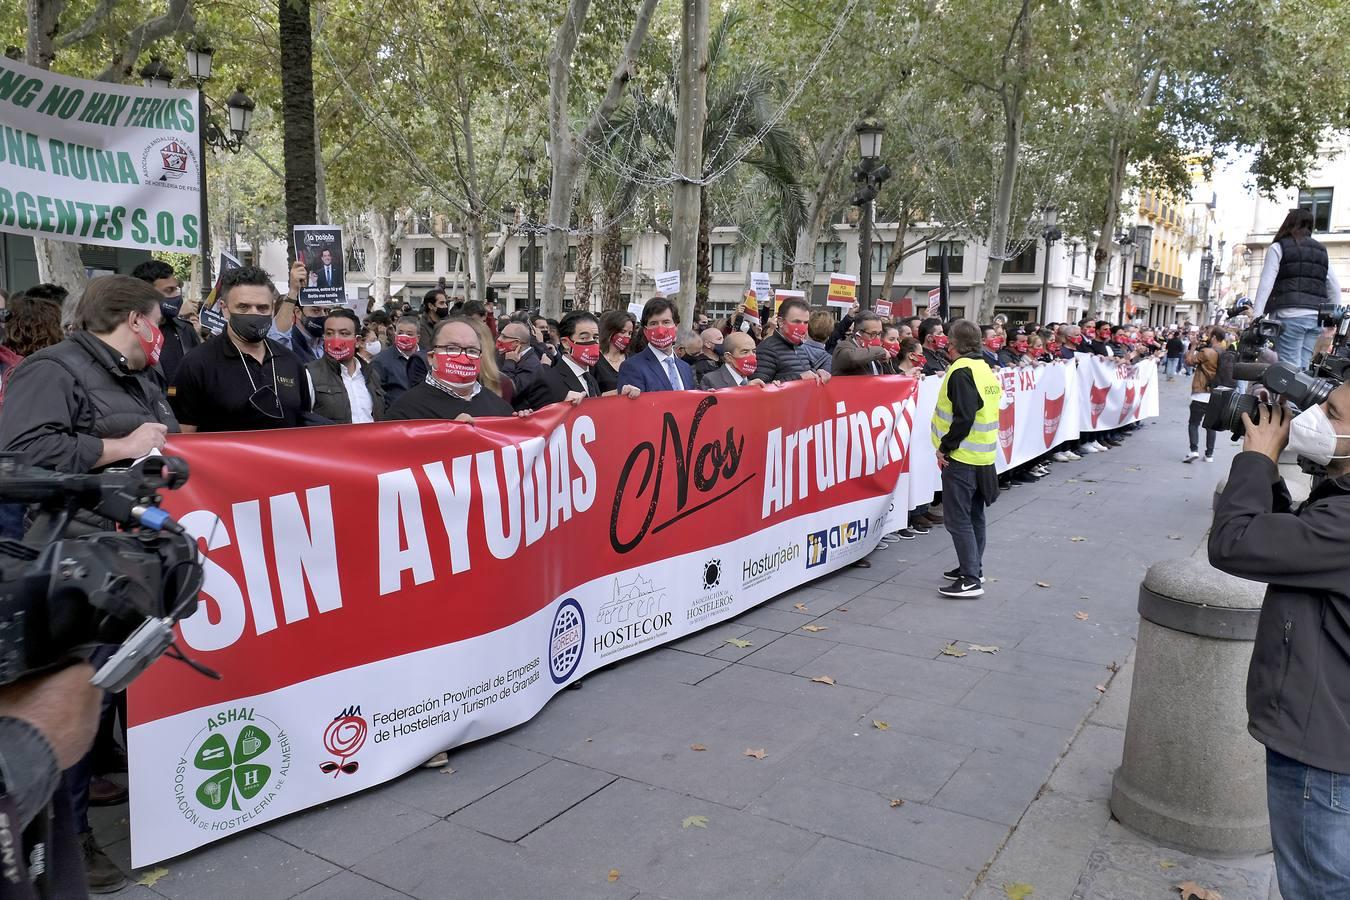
[1299,187,1334,233]
[414,248,436,272]
[870,242,893,273]
[622,244,633,268]
[760,244,782,273]
[711,244,738,273]
[815,242,846,273]
[924,241,964,273]
[1002,243,1038,274]
[567,246,578,272]
[519,245,543,273]
[390,248,402,271]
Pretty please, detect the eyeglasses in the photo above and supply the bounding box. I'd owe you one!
[433,344,482,358]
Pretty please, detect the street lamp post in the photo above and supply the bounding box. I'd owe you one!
[851,121,891,311]
[1037,204,1063,323]
[1115,230,1135,321]
[521,149,551,308]
[166,44,254,292]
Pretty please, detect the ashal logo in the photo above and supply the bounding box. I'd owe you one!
[742,542,802,589]
[806,519,870,569]
[690,558,736,626]
[593,574,672,659]
[549,599,585,684]
[140,137,198,191]
[320,705,367,777]
[176,707,290,833]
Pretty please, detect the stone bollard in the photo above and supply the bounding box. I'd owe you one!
[1110,558,1270,856]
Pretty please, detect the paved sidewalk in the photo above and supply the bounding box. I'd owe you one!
[98,379,1245,899]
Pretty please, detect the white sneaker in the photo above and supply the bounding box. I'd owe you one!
[1091,440,1109,451]
[1081,442,1102,453]
[1032,465,1050,476]
[1053,451,1073,463]
[1065,451,1082,460]
[1203,455,1214,463]
[1183,451,1199,463]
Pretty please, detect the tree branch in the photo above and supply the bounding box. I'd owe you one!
[54,0,116,49]
[577,0,660,149]
[96,0,196,83]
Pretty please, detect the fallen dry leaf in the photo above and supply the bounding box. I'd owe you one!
[810,675,836,685]
[793,602,809,612]
[1087,490,1097,495]
[1159,860,1177,870]
[1167,534,1183,541]
[608,868,621,882]
[440,766,457,775]
[837,607,849,612]
[1075,611,1090,621]
[1095,684,1107,693]
[136,868,170,888]
[743,747,768,760]
[889,798,905,808]
[1035,581,1052,588]
[801,624,828,633]
[872,720,890,731]
[1002,883,1034,900]
[1070,536,1087,542]
[725,638,753,649]
[1107,661,1120,673]
[690,743,707,752]
[967,643,1000,653]
[682,815,709,829]
[940,643,967,658]
[1176,881,1222,900]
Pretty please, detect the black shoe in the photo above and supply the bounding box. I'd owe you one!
[908,522,931,535]
[942,567,986,583]
[80,832,127,894]
[939,576,985,598]
[892,528,917,540]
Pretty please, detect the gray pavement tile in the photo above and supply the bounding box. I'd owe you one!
[1045,723,1124,802]
[1089,656,1134,731]
[863,694,1073,759]
[931,644,1112,691]
[747,774,1006,877]
[972,790,1112,900]
[616,647,735,684]
[100,883,159,900]
[761,586,860,613]
[357,821,631,900]
[449,758,616,841]
[696,660,883,717]
[794,617,949,659]
[764,836,966,899]
[730,605,815,632]
[707,627,785,660]
[813,594,903,625]
[90,803,130,849]
[521,778,819,899]
[794,643,985,705]
[374,740,550,817]
[262,789,439,867]
[929,747,1053,826]
[739,633,835,674]
[787,726,972,803]
[292,871,413,900]
[802,572,882,598]
[668,620,756,655]
[1013,619,1137,666]
[872,604,1039,647]
[106,830,339,900]
[1073,839,1272,900]
[958,668,1101,730]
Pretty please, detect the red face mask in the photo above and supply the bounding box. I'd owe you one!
[984,336,1005,351]
[1046,341,1061,356]
[433,351,480,385]
[567,340,601,367]
[859,334,882,348]
[782,321,809,345]
[907,352,927,367]
[394,334,419,353]
[882,339,901,358]
[495,338,517,354]
[137,318,163,367]
[324,336,356,362]
[1082,328,1097,340]
[732,352,758,376]
[1067,334,1083,346]
[931,334,949,350]
[612,332,632,352]
[645,324,677,349]
[1012,341,1029,354]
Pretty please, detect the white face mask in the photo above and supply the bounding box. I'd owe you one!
[1287,403,1350,466]
[365,340,382,355]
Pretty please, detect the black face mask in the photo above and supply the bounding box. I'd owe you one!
[303,315,326,338]
[230,313,272,343]
[160,294,183,320]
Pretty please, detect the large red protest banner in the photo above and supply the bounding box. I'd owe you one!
[129,377,920,864]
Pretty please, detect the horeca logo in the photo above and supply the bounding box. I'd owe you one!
[806,520,870,569]
[549,599,586,684]
[176,707,290,832]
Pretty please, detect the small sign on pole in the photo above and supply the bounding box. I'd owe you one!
[655,270,681,296]
[875,299,892,318]
[926,287,941,317]
[826,273,858,309]
[293,226,346,307]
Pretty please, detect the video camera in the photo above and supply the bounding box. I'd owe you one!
[0,454,212,692]
[1204,303,1350,443]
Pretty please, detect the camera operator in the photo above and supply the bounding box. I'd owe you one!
[1252,208,1342,369]
[1210,391,1350,897]
[0,662,104,897]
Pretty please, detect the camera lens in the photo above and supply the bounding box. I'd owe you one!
[1203,387,1258,437]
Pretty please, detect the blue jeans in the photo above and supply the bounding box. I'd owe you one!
[939,460,986,578]
[1266,748,1350,899]
[1275,315,1322,370]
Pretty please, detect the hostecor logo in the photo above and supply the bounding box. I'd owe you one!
[549,599,585,684]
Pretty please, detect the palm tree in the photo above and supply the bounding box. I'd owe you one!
[279,0,317,252]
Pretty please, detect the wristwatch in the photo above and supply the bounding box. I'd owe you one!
[279,297,297,306]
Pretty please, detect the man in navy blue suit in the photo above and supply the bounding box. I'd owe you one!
[617,297,697,393]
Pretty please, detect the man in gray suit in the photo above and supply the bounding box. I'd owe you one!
[700,331,764,389]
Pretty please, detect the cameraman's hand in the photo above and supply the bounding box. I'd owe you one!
[1241,402,1291,464]
[0,663,102,769]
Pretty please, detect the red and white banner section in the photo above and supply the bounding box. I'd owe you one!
[1076,356,1159,432]
[128,377,919,865]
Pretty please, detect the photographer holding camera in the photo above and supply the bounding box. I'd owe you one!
[1210,388,1350,896]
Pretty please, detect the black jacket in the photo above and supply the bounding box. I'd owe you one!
[922,346,949,376]
[371,347,428,407]
[753,332,816,382]
[306,356,387,423]
[0,331,178,472]
[1268,236,1330,314]
[1210,452,1350,774]
[501,349,552,411]
[158,315,202,384]
[535,359,600,404]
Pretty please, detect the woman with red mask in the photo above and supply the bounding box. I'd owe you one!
[385,317,513,422]
[595,310,634,395]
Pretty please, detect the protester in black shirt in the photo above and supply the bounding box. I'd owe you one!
[386,317,514,421]
[919,318,949,375]
[418,288,450,351]
[171,266,313,431]
[496,320,551,411]
[372,316,428,406]
[131,259,200,383]
[691,328,724,381]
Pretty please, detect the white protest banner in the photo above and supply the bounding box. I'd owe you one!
[1077,356,1159,431]
[992,361,1083,471]
[655,270,681,296]
[0,57,202,253]
[826,273,857,309]
[295,226,346,306]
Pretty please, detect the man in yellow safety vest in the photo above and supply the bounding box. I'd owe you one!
[931,319,1002,597]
